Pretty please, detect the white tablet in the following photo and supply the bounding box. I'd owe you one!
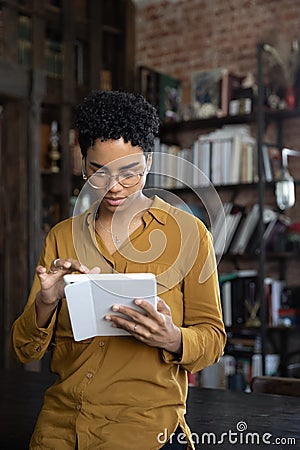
[63,273,157,341]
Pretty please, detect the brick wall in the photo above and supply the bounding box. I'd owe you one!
[135,0,300,284]
[136,0,300,99]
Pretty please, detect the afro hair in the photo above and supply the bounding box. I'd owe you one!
[75,90,160,157]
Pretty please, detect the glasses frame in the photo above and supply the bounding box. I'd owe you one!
[81,157,148,189]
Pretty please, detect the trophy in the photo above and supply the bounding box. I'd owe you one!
[245,280,261,327]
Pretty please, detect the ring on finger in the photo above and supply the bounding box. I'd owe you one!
[53,258,62,268]
[54,258,64,270]
[133,323,138,333]
[49,258,63,274]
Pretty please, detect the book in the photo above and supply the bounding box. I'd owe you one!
[262,146,282,181]
[230,204,260,254]
[213,202,232,256]
[45,38,64,78]
[221,71,243,116]
[219,270,258,326]
[224,204,246,253]
[159,72,181,122]
[221,281,232,327]
[69,129,82,176]
[271,280,286,326]
[265,215,291,252]
[18,15,32,66]
[138,66,181,121]
[262,145,273,182]
[100,69,112,91]
[198,135,211,186]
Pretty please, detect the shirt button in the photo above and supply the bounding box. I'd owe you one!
[99,341,105,347]
[86,372,93,379]
[76,404,82,411]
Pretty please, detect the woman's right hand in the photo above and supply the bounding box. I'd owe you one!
[35,259,100,327]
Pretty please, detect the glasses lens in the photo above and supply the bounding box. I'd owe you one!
[88,172,109,189]
[119,173,141,187]
[87,172,143,189]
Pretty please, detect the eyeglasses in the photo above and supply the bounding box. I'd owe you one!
[82,164,147,189]
[88,170,147,189]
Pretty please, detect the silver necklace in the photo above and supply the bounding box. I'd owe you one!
[97,214,142,245]
[97,220,121,244]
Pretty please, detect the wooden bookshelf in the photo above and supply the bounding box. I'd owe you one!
[154,93,300,379]
[0,0,135,369]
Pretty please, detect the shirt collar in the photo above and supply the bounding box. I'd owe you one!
[145,195,171,225]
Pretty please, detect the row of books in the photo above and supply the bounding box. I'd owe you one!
[193,125,257,186]
[213,202,291,256]
[45,38,64,79]
[219,269,296,328]
[219,270,258,327]
[266,282,300,327]
[148,125,261,189]
[75,43,113,89]
[18,15,32,66]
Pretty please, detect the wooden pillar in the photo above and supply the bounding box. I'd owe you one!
[2,100,29,368]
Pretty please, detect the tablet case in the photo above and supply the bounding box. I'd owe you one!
[64,273,157,340]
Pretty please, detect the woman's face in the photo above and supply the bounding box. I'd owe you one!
[84,138,151,215]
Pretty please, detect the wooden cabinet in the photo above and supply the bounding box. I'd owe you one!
[0,0,135,368]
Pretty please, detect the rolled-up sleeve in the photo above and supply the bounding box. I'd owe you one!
[162,225,226,373]
[11,299,58,363]
[11,229,59,364]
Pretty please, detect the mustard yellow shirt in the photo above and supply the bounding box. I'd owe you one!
[11,196,226,450]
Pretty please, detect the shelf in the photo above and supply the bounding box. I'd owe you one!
[227,324,300,333]
[227,325,261,333]
[267,325,300,333]
[160,113,255,134]
[159,108,300,136]
[223,252,300,261]
[265,108,300,121]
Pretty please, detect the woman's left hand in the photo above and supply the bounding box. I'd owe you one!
[105,297,182,355]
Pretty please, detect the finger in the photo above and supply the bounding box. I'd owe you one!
[36,266,49,282]
[49,258,69,273]
[110,304,140,322]
[49,258,88,274]
[36,265,47,275]
[133,298,157,316]
[156,298,171,315]
[134,297,170,320]
[110,303,165,335]
[110,303,160,328]
[105,313,135,333]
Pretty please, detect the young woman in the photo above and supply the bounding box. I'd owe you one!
[11,91,226,449]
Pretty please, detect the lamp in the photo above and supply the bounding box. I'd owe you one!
[275,148,300,210]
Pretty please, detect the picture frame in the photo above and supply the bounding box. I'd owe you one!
[138,66,181,122]
[191,68,225,116]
